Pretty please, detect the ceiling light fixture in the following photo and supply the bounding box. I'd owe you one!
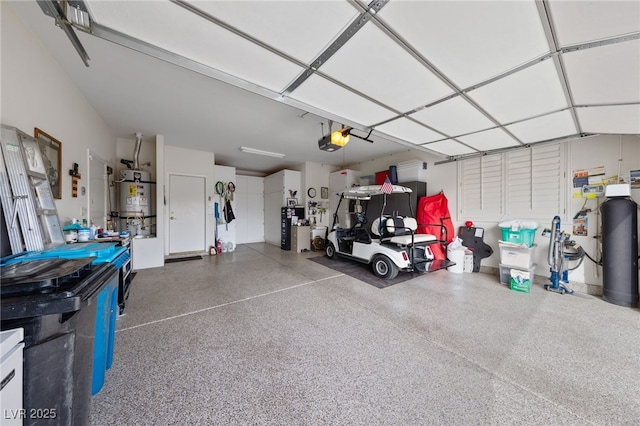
[239,146,285,158]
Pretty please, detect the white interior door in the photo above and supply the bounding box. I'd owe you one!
[169,174,205,254]
[87,151,107,228]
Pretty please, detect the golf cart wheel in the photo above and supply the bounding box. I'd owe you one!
[326,242,338,259]
[372,255,398,280]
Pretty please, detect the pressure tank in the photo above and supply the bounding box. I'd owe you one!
[119,170,152,237]
[601,196,638,307]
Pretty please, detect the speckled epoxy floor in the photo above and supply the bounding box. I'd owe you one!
[90,243,640,425]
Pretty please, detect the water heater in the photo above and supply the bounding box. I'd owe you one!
[119,170,152,237]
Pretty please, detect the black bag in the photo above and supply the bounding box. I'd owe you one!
[223,199,235,223]
[388,165,398,184]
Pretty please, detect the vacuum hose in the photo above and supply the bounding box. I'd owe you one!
[564,241,585,271]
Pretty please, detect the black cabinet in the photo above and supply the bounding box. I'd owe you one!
[281,207,305,250]
[364,181,426,225]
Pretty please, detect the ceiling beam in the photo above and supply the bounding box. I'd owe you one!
[535,0,582,135]
[281,0,390,96]
[37,0,90,66]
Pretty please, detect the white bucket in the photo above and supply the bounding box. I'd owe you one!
[447,249,465,273]
[77,228,91,242]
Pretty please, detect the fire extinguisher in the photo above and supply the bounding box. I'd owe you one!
[216,240,222,254]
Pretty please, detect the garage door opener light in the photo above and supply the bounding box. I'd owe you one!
[318,120,351,152]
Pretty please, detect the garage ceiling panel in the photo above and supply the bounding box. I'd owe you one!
[378,0,550,88]
[375,118,444,145]
[87,1,303,92]
[411,97,495,137]
[548,0,640,47]
[456,128,520,151]
[190,0,360,64]
[563,40,640,105]
[505,110,576,144]
[320,24,454,113]
[289,75,396,127]
[467,60,568,124]
[578,105,640,134]
[423,140,476,156]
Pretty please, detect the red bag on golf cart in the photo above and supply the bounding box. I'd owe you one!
[416,192,454,260]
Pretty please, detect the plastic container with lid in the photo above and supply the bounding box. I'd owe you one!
[78,228,91,242]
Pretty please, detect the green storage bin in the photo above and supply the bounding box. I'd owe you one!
[500,227,537,247]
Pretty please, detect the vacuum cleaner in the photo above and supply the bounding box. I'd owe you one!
[544,215,585,295]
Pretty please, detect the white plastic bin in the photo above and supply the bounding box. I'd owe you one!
[397,160,427,182]
[499,263,537,285]
[499,243,537,269]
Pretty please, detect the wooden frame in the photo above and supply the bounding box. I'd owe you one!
[34,128,62,199]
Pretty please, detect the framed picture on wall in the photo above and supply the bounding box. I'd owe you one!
[34,128,62,199]
[321,187,329,199]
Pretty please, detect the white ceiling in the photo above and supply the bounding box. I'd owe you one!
[8,1,640,175]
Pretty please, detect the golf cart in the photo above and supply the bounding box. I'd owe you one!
[325,185,451,280]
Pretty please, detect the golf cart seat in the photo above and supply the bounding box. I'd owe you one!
[372,216,437,246]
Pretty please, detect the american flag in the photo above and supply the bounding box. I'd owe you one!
[381,176,393,194]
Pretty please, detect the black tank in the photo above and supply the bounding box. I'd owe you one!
[601,197,638,307]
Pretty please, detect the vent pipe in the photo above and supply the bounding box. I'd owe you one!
[134,132,142,170]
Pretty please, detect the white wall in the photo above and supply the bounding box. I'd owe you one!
[1,4,116,224]
[300,162,333,227]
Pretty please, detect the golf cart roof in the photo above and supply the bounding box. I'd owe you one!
[341,185,412,200]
